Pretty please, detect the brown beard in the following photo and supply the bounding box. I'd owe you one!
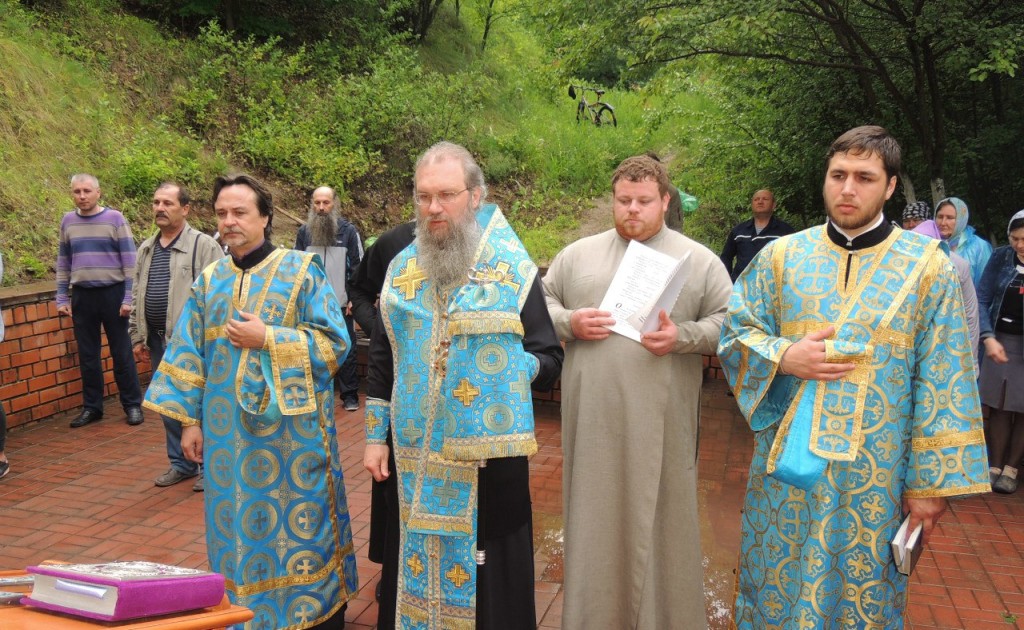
[308,210,338,247]
[415,210,482,289]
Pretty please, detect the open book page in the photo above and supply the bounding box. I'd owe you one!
[598,239,690,342]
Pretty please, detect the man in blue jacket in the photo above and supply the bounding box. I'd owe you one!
[720,189,795,281]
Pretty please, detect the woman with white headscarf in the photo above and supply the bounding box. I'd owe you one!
[935,196,993,287]
[979,210,1024,493]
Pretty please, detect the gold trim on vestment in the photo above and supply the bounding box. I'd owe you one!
[912,428,986,450]
[161,362,206,388]
[903,482,992,499]
[234,249,287,417]
[447,311,524,337]
[442,433,538,461]
[283,253,311,328]
[874,328,913,348]
[321,396,352,606]
[781,321,913,350]
[312,326,340,379]
[771,234,789,317]
[405,288,450,531]
[267,336,316,416]
[405,457,479,535]
[780,321,832,337]
[224,537,355,597]
[425,452,478,482]
[141,400,200,426]
[823,346,875,366]
[399,592,476,630]
[734,345,750,401]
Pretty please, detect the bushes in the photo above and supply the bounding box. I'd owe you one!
[113,124,220,210]
[172,30,492,193]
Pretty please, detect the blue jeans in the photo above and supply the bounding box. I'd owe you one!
[148,331,200,476]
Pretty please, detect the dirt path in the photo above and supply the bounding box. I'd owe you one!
[571,192,614,241]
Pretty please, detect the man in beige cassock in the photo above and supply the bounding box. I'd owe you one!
[544,155,732,629]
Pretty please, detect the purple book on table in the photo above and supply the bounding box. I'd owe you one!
[21,561,225,622]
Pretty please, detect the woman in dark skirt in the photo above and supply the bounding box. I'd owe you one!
[980,209,1024,493]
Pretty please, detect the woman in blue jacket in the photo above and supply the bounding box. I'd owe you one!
[935,196,993,287]
[979,210,1024,493]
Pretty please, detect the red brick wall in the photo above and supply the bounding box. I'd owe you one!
[704,353,726,381]
[0,282,152,430]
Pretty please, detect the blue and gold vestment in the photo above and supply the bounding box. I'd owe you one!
[144,247,358,630]
[365,205,538,629]
[718,226,989,629]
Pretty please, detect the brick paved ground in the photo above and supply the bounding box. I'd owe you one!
[2,378,1024,628]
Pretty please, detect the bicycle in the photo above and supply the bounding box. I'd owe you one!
[568,84,617,127]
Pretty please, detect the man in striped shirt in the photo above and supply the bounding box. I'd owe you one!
[130,182,223,491]
[56,174,143,428]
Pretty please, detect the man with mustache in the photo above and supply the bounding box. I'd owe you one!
[363,142,563,629]
[719,126,989,627]
[295,186,363,411]
[129,182,223,491]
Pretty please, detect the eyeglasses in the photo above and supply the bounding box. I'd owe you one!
[414,188,469,208]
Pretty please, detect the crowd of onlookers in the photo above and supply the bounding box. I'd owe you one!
[2,173,1022,496]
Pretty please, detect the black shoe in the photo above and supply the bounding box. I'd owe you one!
[126,407,144,426]
[70,409,103,428]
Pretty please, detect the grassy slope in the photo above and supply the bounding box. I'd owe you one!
[0,0,711,282]
[0,1,233,284]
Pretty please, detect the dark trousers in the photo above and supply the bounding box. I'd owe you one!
[71,283,142,412]
[0,401,6,453]
[147,331,199,476]
[337,313,359,400]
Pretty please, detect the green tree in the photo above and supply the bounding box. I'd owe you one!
[540,0,1024,235]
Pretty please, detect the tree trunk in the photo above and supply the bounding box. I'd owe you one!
[222,0,237,31]
[415,0,445,40]
[481,0,501,51]
[900,171,916,204]
[929,177,946,205]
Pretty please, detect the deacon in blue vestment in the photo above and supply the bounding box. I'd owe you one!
[144,174,358,630]
[719,126,989,629]
[363,142,563,629]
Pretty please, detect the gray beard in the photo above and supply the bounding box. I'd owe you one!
[415,212,482,289]
[308,211,338,247]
